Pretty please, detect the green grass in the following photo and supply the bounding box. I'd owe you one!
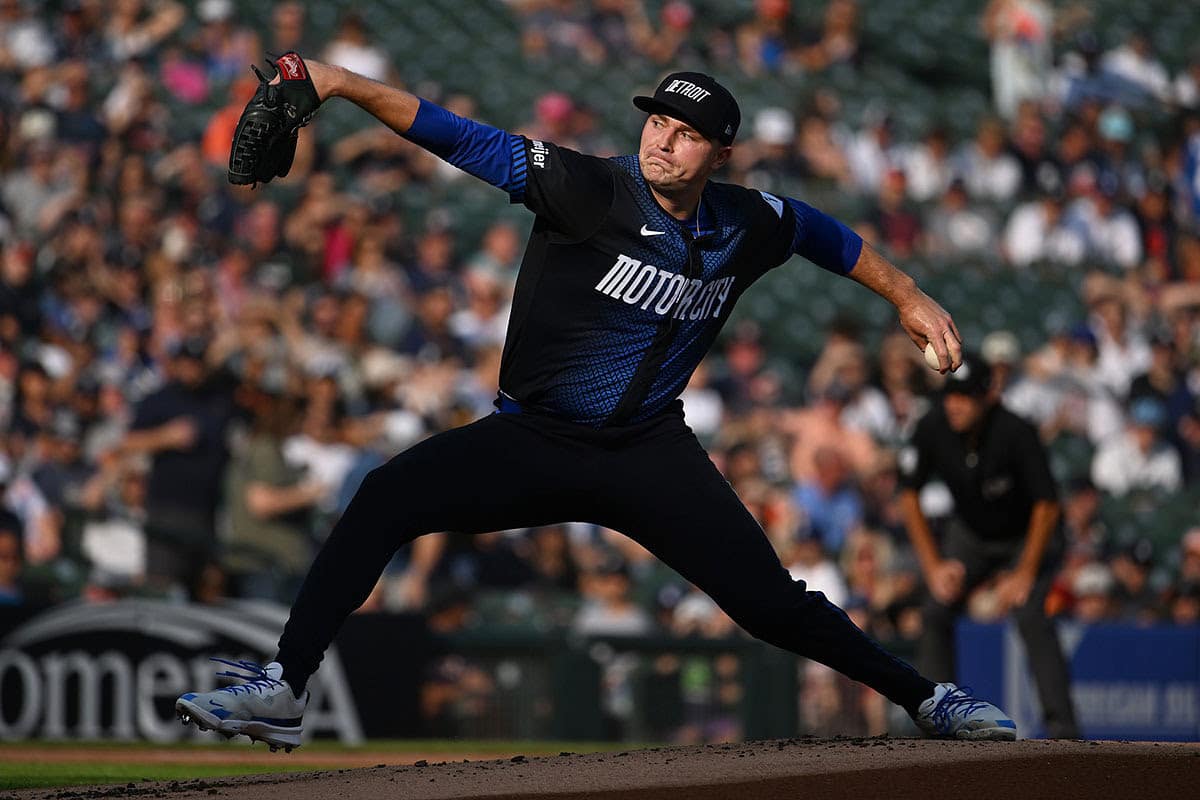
[0,763,299,791]
[0,740,645,791]
[0,738,637,753]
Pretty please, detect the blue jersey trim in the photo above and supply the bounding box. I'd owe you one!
[680,198,715,237]
[495,393,524,414]
[508,135,528,201]
[785,197,863,275]
[404,98,522,195]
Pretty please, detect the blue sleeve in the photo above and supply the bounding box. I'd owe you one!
[785,197,863,275]
[404,98,527,198]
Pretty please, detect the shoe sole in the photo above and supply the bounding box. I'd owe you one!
[175,698,303,752]
[957,726,1018,741]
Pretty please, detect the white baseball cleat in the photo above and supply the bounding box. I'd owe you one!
[912,682,1018,741]
[175,659,307,751]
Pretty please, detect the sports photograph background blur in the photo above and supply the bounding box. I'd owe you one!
[1,0,1199,749]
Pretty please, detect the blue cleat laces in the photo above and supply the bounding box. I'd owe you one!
[929,684,992,735]
[210,658,286,696]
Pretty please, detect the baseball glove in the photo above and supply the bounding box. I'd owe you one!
[228,52,321,187]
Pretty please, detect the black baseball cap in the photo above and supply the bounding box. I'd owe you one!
[633,72,741,145]
[941,351,993,397]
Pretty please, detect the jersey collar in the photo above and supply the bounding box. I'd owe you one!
[634,156,717,240]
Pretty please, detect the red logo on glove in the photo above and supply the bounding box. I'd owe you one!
[277,53,307,81]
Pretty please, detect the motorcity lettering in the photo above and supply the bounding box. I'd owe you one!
[530,139,549,169]
[664,80,711,103]
[594,254,734,320]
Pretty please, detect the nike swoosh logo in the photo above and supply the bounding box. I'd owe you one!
[640,224,666,237]
[208,699,225,707]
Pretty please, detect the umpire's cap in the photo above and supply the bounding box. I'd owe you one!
[941,351,992,397]
[634,72,741,145]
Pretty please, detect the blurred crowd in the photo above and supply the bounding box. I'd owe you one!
[1,0,1200,739]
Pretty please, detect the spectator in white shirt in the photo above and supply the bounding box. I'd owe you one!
[785,530,849,609]
[954,117,1022,203]
[0,141,80,237]
[808,340,893,442]
[0,0,55,69]
[449,264,511,351]
[1071,562,1116,623]
[1002,191,1087,267]
[1066,178,1143,270]
[923,179,998,257]
[574,557,654,635]
[320,11,396,85]
[680,360,725,444]
[1088,287,1151,400]
[1007,325,1124,447]
[847,112,898,194]
[1091,397,1182,496]
[902,126,954,203]
[1174,54,1200,109]
[1100,30,1172,105]
[982,0,1053,119]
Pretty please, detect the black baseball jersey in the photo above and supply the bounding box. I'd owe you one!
[503,138,803,426]
[403,99,862,428]
[898,403,1059,540]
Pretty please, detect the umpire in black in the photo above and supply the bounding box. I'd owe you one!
[899,352,1080,738]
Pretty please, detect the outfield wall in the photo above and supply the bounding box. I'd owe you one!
[0,599,796,743]
[4,601,1197,742]
[959,621,1200,740]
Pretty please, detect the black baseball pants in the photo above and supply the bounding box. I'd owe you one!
[275,407,936,712]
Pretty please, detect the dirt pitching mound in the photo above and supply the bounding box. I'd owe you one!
[12,738,1199,800]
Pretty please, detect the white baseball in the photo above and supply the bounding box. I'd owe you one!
[924,342,942,370]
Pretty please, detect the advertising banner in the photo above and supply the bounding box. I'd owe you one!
[0,600,401,743]
[957,621,1200,740]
